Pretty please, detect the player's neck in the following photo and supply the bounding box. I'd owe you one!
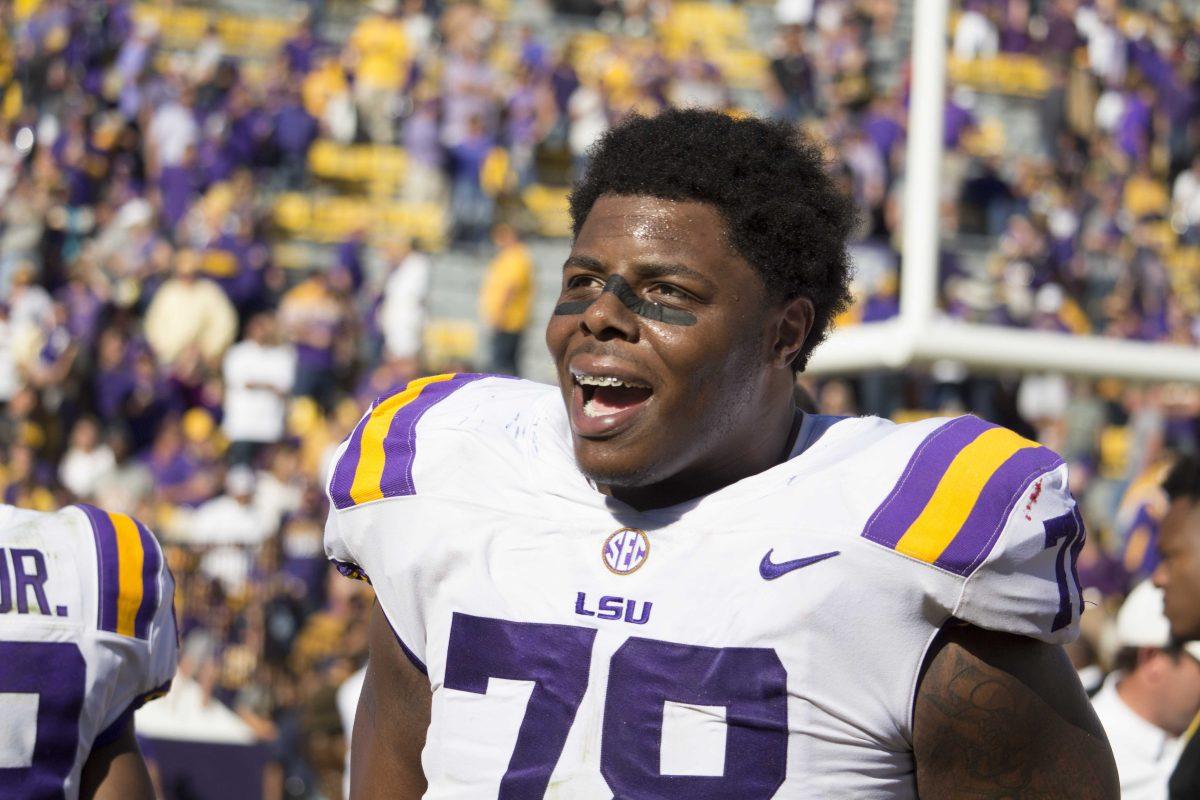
[601,401,800,511]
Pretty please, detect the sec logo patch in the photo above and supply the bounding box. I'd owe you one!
[603,528,650,575]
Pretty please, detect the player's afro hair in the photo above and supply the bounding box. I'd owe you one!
[569,109,857,371]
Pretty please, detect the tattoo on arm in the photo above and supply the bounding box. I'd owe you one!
[913,624,1118,800]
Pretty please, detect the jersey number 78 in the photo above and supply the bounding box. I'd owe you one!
[444,612,789,799]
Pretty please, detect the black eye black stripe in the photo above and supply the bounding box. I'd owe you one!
[552,275,697,326]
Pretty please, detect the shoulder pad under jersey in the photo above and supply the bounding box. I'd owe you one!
[74,504,179,701]
[326,373,553,511]
[858,415,1084,643]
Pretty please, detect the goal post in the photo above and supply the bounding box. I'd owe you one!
[807,0,1200,385]
[809,319,1200,382]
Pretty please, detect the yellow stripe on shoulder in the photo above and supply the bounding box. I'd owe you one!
[108,512,145,639]
[348,373,457,506]
[895,426,1037,564]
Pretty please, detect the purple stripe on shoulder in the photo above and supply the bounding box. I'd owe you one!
[329,404,375,510]
[77,504,120,634]
[934,446,1065,576]
[133,520,161,640]
[861,416,994,549]
[378,373,490,499]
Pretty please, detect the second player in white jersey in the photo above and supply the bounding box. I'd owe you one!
[0,504,177,800]
[325,374,1085,799]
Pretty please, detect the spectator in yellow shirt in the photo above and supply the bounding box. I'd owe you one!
[479,224,534,375]
[1123,163,1170,222]
[348,0,410,143]
[143,249,238,367]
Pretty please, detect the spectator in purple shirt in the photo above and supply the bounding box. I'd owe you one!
[157,143,202,231]
[943,92,977,149]
[273,89,317,190]
[283,14,321,77]
[122,348,172,453]
[1116,82,1153,163]
[518,26,549,76]
[224,84,275,171]
[197,122,236,188]
[114,19,156,119]
[504,66,545,189]
[402,93,447,203]
[142,417,214,506]
[1041,0,1081,62]
[997,0,1033,54]
[861,92,905,178]
[334,231,365,295]
[206,224,270,316]
[549,52,579,120]
[53,115,104,207]
[54,265,105,342]
[92,327,136,423]
[279,269,344,410]
[448,115,496,246]
[441,46,499,149]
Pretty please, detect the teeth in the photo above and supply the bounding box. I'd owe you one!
[573,373,650,389]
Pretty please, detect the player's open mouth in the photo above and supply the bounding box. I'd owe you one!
[569,368,653,436]
[577,373,652,416]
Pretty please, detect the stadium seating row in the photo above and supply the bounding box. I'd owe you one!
[307,140,409,194]
[947,55,1052,98]
[133,4,300,60]
[272,192,447,248]
[270,185,575,247]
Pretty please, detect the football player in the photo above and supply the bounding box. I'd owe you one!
[1153,455,1200,800]
[0,503,177,799]
[1155,455,1200,642]
[326,110,1118,798]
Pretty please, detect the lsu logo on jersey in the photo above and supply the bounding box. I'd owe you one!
[603,528,649,575]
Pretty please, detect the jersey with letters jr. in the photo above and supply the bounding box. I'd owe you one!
[324,374,1086,799]
[0,504,177,800]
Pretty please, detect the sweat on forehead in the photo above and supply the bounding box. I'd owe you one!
[587,210,698,242]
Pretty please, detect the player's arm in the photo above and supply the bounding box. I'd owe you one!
[350,601,432,800]
[78,718,154,800]
[913,623,1119,800]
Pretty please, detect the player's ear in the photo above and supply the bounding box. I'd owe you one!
[771,294,814,369]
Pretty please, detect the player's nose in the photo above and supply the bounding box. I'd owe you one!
[581,289,639,342]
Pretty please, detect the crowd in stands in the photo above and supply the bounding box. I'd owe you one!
[0,0,1198,795]
[807,0,1200,348]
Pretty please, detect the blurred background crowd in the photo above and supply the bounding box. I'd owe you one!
[1,0,1199,796]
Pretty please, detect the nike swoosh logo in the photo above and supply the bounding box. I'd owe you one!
[759,549,841,580]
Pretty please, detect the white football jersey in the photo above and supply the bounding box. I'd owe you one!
[325,374,1085,799]
[0,504,178,800]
